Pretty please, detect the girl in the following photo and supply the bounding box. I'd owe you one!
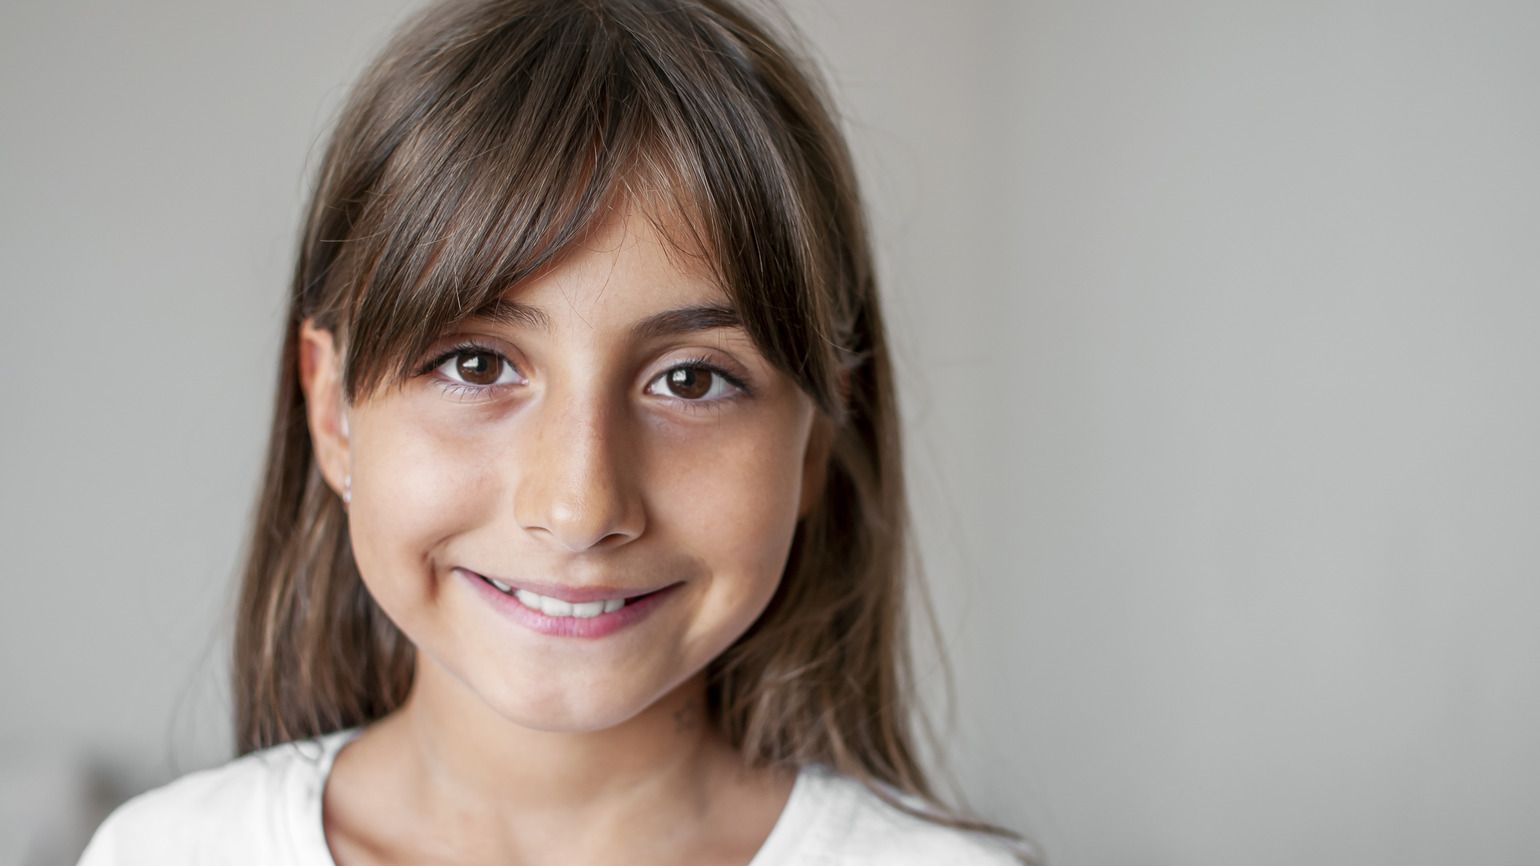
[80,0,1037,863]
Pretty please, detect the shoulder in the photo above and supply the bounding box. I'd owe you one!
[75,730,355,866]
[788,765,1028,866]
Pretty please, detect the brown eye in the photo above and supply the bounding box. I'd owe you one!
[665,367,712,400]
[455,351,503,386]
[428,345,521,392]
[647,360,744,406]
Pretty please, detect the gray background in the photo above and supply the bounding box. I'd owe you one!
[3,1,1537,864]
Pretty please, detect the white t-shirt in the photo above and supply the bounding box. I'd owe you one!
[76,727,1024,865]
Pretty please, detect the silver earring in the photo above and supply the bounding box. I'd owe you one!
[343,474,352,506]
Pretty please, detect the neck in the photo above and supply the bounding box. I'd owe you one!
[371,653,742,861]
[412,655,723,805]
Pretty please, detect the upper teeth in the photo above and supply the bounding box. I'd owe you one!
[486,578,625,617]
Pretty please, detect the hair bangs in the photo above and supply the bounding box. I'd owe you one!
[331,10,646,401]
[310,0,848,416]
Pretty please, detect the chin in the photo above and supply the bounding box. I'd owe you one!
[469,668,674,734]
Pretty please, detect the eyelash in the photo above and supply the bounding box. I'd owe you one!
[414,340,754,413]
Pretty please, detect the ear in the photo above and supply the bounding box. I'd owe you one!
[797,412,835,520]
[297,318,351,503]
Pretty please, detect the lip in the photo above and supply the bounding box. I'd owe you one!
[458,567,682,639]
[461,569,671,604]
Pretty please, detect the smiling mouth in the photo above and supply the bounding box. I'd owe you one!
[468,570,673,618]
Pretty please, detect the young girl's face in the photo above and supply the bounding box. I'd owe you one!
[303,199,821,733]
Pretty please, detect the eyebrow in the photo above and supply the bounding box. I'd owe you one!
[468,298,745,339]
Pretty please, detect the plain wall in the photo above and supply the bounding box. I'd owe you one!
[3,1,1537,864]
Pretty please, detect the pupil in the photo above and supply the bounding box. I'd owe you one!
[669,368,710,400]
[456,352,498,385]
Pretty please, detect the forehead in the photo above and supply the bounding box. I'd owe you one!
[467,196,742,337]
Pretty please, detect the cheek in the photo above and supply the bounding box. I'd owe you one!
[650,421,808,618]
[346,416,493,615]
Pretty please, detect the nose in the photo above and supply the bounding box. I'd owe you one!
[514,387,645,552]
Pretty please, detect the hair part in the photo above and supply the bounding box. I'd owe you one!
[233,0,1036,860]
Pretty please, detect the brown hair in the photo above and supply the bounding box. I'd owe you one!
[233,0,1035,860]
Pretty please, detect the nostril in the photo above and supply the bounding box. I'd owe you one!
[514,470,646,552]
